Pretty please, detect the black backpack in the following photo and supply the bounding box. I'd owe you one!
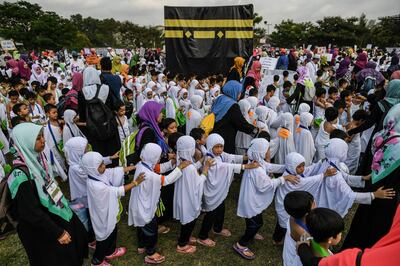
[86,85,117,141]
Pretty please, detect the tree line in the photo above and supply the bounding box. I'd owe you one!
[268,13,400,48]
[0,1,163,51]
[1,1,399,51]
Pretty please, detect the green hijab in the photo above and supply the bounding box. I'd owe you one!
[9,123,72,221]
[379,80,400,111]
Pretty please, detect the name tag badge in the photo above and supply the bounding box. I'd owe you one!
[45,180,63,204]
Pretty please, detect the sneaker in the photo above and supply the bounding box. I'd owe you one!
[105,247,127,260]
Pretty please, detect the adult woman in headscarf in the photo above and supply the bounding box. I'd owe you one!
[227,56,245,82]
[246,61,262,89]
[126,101,176,234]
[111,56,122,74]
[82,66,121,158]
[17,59,31,81]
[352,51,368,75]
[356,61,385,89]
[342,103,400,250]
[335,56,351,84]
[8,123,88,266]
[29,64,47,87]
[211,80,260,154]
[347,80,400,175]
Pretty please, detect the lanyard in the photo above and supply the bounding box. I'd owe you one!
[116,116,127,138]
[285,169,304,178]
[299,125,309,130]
[295,218,330,257]
[66,123,74,137]
[141,162,154,172]
[88,175,110,186]
[206,152,224,162]
[328,161,340,171]
[48,121,62,153]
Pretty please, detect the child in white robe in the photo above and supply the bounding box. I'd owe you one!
[178,88,191,115]
[235,99,253,155]
[115,102,131,143]
[273,152,337,244]
[294,112,315,166]
[63,109,85,145]
[165,86,179,119]
[313,138,394,218]
[197,133,259,247]
[255,106,271,133]
[234,138,299,260]
[294,103,311,128]
[270,112,296,164]
[173,136,213,254]
[82,151,142,266]
[185,95,204,135]
[128,143,191,264]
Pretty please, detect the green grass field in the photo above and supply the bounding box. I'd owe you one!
[0,177,355,266]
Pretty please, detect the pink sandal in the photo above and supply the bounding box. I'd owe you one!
[189,236,197,245]
[105,247,126,260]
[176,244,196,254]
[196,238,216,247]
[144,254,165,264]
[254,233,264,241]
[137,247,146,254]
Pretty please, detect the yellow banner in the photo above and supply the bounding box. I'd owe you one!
[164,30,183,38]
[165,19,253,28]
[225,31,253,39]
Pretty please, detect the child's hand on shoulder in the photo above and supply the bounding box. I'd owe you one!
[373,186,395,199]
[178,160,191,170]
[324,167,337,177]
[246,161,260,169]
[204,158,215,168]
[134,172,145,186]
[284,174,300,185]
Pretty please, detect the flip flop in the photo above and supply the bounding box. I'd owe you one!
[196,238,216,247]
[144,254,166,264]
[105,247,126,260]
[232,243,256,260]
[176,245,196,254]
[213,228,231,237]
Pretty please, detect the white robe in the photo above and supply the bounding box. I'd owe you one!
[294,127,315,166]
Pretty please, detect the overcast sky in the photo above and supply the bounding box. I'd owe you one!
[4,0,399,28]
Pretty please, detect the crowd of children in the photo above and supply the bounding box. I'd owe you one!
[0,47,399,266]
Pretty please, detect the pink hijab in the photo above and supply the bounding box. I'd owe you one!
[247,61,262,87]
[18,60,31,80]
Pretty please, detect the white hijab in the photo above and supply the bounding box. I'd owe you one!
[63,109,85,144]
[203,133,240,211]
[275,152,324,228]
[82,67,109,103]
[83,151,125,241]
[128,143,165,227]
[267,96,280,112]
[64,137,88,201]
[238,138,283,218]
[294,112,315,166]
[271,112,296,164]
[188,79,199,98]
[173,136,205,224]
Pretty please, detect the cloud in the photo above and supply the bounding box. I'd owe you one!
[4,0,398,27]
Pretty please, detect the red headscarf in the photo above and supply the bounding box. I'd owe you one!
[72,72,83,92]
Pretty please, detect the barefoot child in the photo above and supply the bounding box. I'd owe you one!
[82,151,144,266]
[234,138,299,260]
